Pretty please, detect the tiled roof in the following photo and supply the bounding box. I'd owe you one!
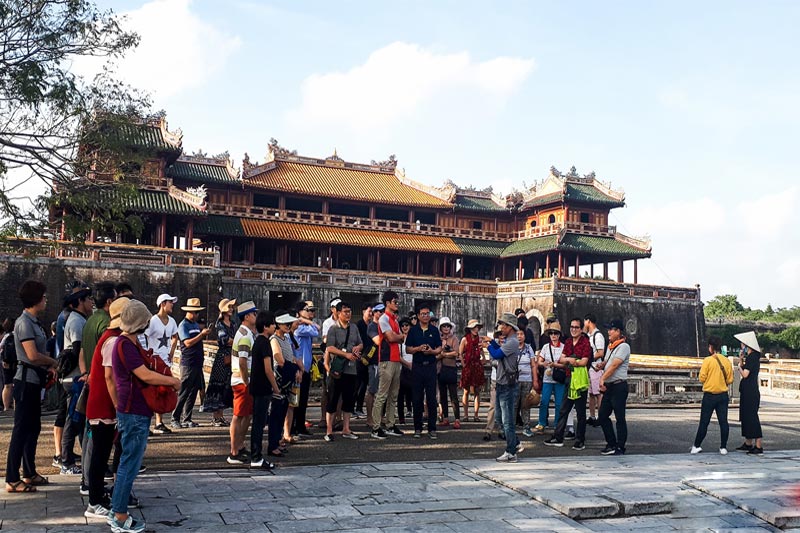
[195,215,244,236]
[241,219,462,254]
[128,190,206,216]
[454,195,506,212]
[523,192,563,209]
[559,234,650,258]
[564,184,625,207]
[245,161,450,208]
[500,235,559,258]
[453,238,508,258]
[167,161,239,184]
[109,122,182,155]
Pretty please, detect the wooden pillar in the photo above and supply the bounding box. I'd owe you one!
[416,253,420,275]
[408,210,415,223]
[502,261,507,281]
[518,258,523,281]
[545,254,551,276]
[322,201,329,215]
[603,262,609,280]
[160,214,167,247]
[590,263,594,278]
[376,250,381,273]
[369,206,376,221]
[634,259,638,284]
[226,238,232,262]
[328,245,333,269]
[248,239,255,264]
[617,260,624,283]
[278,195,286,212]
[460,257,464,279]
[186,219,194,250]
[575,253,580,279]
[557,252,563,277]
[442,257,448,278]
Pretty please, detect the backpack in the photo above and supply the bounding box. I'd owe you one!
[1,334,17,365]
[56,346,79,380]
[590,330,607,368]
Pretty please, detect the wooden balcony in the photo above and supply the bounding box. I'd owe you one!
[498,276,699,302]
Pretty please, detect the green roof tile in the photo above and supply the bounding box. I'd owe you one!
[97,188,205,216]
[559,233,649,258]
[167,161,239,184]
[564,184,625,207]
[524,191,563,208]
[500,235,559,258]
[452,238,507,257]
[195,215,244,237]
[454,195,506,212]
[110,122,182,154]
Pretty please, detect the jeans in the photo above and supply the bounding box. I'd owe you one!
[538,381,566,428]
[693,392,729,448]
[372,361,401,430]
[438,366,460,421]
[598,380,629,450]
[292,372,311,434]
[554,388,587,442]
[112,412,150,515]
[172,364,203,424]
[88,422,115,505]
[251,395,269,460]
[484,380,503,433]
[412,362,438,432]
[516,381,533,429]
[496,383,519,455]
[4,381,42,483]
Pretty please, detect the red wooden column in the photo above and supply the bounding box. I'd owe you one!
[545,254,551,276]
[248,239,255,263]
[634,259,638,284]
[518,258,523,280]
[534,259,540,279]
[328,245,333,269]
[416,253,420,275]
[575,254,580,279]
[590,263,595,278]
[603,262,609,279]
[159,214,167,247]
[460,257,464,279]
[376,250,381,272]
[557,252,563,277]
[442,257,448,278]
[617,260,624,282]
[186,219,194,250]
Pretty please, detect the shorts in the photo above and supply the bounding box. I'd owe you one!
[3,367,15,385]
[367,364,380,395]
[232,383,253,417]
[589,367,602,395]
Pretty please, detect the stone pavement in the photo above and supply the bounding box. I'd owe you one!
[1,451,798,532]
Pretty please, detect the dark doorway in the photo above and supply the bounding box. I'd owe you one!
[268,291,302,312]
[339,292,380,319]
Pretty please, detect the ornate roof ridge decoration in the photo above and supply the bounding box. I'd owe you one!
[395,169,453,203]
[141,112,183,149]
[524,165,625,203]
[614,231,652,252]
[178,152,241,180]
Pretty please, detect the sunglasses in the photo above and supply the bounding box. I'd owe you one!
[570,326,582,329]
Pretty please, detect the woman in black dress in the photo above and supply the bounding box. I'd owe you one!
[734,331,762,455]
[203,298,236,426]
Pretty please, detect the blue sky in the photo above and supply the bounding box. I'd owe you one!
[86,0,799,308]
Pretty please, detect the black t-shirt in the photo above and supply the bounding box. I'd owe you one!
[739,352,760,394]
[357,319,376,362]
[249,335,273,397]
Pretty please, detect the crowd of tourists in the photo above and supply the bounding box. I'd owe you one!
[0,281,766,532]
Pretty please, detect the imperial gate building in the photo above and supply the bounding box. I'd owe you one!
[1,116,704,355]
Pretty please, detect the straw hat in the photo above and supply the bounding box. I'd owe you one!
[497,313,520,331]
[237,300,258,317]
[466,319,483,330]
[181,297,205,312]
[218,298,237,313]
[544,320,562,335]
[120,300,151,334]
[108,297,131,330]
[734,331,761,353]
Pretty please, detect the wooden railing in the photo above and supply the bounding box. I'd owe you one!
[0,238,219,268]
[498,276,699,302]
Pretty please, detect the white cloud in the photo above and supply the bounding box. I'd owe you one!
[777,256,800,289]
[286,42,535,130]
[626,197,726,236]
[738,185,797,238]
[74,0,241,101]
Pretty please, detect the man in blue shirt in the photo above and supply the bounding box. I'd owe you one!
[171,298,210,429]
[487,313,521,463]
[405,306,442,439]
[292,300,319,437]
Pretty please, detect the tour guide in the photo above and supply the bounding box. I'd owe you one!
[597,318,631,455]
[487,313,521,463]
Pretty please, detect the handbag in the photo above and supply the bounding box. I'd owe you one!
[276,360,299,393]
[522,388,541,409]
[542,345,567,384]
[75,381,89,416]
[329,324,351,380]
[117,337,178,414]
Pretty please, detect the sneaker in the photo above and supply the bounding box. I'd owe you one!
[169,420,182,430]
[353,410,366,419]
[60,464,82,475]
[516,443,525,454]
[104,467,114,481]
[249,455,274,469]
[152,423,172,434]
[587,417,598,427]
[747,447,764,455]
[227,452,245,465]
[496,451,514,462]
[85,503,111,519]
[181,420,199,428]
[543,437,563,447]
[735,442,753,452]
[138,464,147,474]
[690,446,702,454]
[148,430,154,437]
[613,448,626,455]
[453,419,461,429]
[80,483,89,496]
[572,441,586,451]
[52,455,62,468]
[406,410,413,419]
[324,434,334,442]
[413,431,422,439]
[440,419,450,427]
[110,515,146,533]
[238,448,251,459]
[341,432,358,440]
[211,418,229,427]
[371,428,388,440]
[387,425,404,436]
[522,428,533,437]
[719,448,728,455]
[533,424,544,435]
[564,430,576,440]
[600,445,617,455]
[428,431,438,440]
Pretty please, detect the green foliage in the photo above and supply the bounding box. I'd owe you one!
[704,294,800,324]
[704,294,745,318]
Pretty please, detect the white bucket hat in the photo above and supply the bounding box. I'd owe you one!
[734,331,760,353]
[439,316,453,328]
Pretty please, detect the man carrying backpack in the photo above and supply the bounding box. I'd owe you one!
[584,313,605,427]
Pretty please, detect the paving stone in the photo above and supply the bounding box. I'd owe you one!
[265,517,338,532]
[529,489,621,519]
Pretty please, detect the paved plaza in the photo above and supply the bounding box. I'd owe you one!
[2,450,799,532]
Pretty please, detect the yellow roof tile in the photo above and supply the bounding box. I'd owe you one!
[241,219,462,254]
[245,161,450,208]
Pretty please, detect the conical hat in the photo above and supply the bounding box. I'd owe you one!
[733,331,760,353]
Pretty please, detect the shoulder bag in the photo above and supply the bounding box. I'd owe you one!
[329,325,351,380]
[117,337,178,414]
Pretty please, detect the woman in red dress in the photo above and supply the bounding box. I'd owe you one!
[460,319,486,422]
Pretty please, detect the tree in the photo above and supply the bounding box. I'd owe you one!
[0,0,151,238]
[704,294,745,318]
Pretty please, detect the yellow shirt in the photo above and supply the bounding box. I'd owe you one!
[699,352,734,393]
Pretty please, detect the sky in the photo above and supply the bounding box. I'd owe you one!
[38,0,800,308]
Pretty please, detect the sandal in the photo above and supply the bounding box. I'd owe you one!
[24,474,48,486]
[6,480,36,493]
[268,450,284,457]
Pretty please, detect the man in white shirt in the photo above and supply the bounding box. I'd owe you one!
[584,313,606,427]
[145,294,179,434]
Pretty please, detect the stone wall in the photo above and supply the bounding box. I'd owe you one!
[0,255,222,327]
